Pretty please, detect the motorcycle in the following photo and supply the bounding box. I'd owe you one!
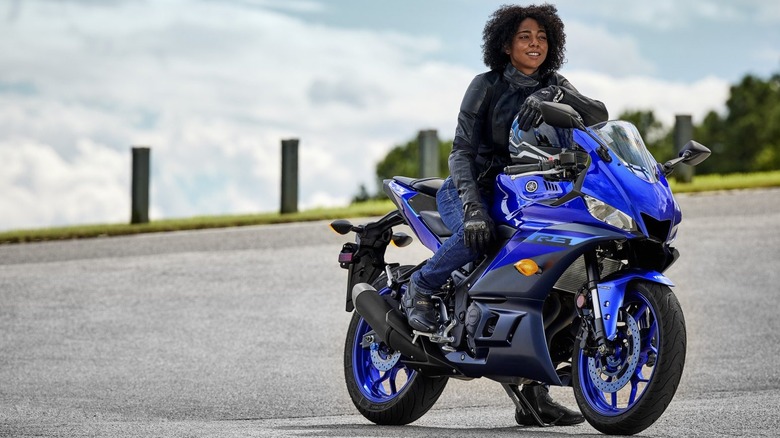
[330,102,710,434]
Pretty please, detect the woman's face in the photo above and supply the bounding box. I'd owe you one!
[507,18,548,75]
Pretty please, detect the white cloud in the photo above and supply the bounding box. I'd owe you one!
[558,0,780,29]
[0,138,128,229]
[563,21,656,76]
[565,71,730,126]
[0,0,471,231]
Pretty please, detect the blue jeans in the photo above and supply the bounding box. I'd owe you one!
[411,177,480,296]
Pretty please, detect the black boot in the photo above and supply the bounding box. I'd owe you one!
[403,282,437,332]
[515,384,584,426]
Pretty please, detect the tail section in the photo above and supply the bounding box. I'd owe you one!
[383,177,449,253]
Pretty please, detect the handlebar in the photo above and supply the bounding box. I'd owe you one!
[503,163,544,175]
[503,151,585,177]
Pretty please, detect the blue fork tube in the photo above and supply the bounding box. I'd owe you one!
[585,252,609,349]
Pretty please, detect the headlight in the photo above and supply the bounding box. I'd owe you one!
[584,195,636,232]
[668,223,679,244]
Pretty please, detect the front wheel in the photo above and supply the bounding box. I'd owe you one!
[573,281,686,435]
[343,265,448,425]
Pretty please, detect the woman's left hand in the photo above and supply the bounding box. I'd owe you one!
[516,86,565,131]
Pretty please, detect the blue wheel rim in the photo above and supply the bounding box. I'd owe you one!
[577,289,658,416]
[352,289,416,403]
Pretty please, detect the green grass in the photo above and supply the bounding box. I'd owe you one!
[0,199,396,244]
[668,170,780,193]
[2,170,779,244]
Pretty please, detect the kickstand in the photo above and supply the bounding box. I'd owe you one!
[501,384,548,427]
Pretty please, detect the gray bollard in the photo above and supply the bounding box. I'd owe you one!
[281,139,299,214]
[674,115,694,183]
[130,146,150,224]
[418,129,439,178]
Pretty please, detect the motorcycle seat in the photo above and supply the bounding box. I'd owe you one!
[393,176,444,197]
[419,210,452,237]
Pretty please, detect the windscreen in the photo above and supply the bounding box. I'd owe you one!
[592,121,659,183]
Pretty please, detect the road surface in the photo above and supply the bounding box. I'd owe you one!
[1,188,779,437]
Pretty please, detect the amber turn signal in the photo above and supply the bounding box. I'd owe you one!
[514,259,540,276]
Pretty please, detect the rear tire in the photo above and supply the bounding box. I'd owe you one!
[343,265,448,425]
[572,281,686,435]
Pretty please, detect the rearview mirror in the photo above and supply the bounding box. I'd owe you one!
[540,102,585,130]
[679,140,711,167]
[663,140,712,175]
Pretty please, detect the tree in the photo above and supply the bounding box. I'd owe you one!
[694,110,728,174]
[615,71,780,175]
[696,72,780,174]
[352,136,453,202]
[351,184,372,203]
[375,138,452,181]
[374,137,452,182]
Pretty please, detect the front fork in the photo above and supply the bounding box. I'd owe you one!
[580,252,615,356]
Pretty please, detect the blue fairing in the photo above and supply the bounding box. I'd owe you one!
[493,126,682,242]
[574,128,681,237]
[597,269,674,340]
[469,221,628,299]
[386,180,442,252]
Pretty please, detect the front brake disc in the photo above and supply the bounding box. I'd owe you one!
[587,312,641,392]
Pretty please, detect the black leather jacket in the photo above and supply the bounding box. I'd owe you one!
[450,64,608,213]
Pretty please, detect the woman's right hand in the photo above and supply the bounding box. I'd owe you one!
[463,205,495,253]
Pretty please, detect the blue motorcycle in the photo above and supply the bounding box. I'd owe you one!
[331,102,710,434]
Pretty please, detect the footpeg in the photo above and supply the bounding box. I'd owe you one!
[412,329,454,345]
[411,318,457,346]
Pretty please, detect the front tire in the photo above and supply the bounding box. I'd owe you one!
[572,281,686,435]
[343,265,448,425]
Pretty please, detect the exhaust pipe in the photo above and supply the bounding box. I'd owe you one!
[352,283,428,362]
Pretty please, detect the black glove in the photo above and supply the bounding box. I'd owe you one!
[516,86,565,131]
[463,205,495,253]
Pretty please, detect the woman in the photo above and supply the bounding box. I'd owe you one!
[403,3,608,426]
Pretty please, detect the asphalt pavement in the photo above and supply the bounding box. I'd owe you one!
[1,188,779,437]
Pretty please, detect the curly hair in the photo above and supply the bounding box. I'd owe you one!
[482,3,566,77]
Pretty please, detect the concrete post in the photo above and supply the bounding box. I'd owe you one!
[418,129,439,178]
[281,138,299,214]
[674,115,694,183]
[130,146,150,224]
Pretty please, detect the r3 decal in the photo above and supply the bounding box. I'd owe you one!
[527,233,587,246]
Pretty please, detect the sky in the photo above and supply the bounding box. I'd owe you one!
[1,0,779,232]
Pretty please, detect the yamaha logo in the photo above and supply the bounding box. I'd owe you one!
[525,180,538,193]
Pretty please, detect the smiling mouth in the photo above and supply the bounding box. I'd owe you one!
[527,52,541,56]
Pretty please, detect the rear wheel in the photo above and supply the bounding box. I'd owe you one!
[343,265,448,425]
[573,281,686,435]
